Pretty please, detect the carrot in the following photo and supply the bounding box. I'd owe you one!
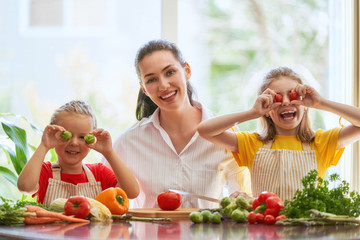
[24,216,61,225]
[25,205,45,213]
[25,205,90,224]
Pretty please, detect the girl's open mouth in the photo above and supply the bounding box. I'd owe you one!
[280,110,296,120]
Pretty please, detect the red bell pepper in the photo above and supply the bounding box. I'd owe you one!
[254,191,284,218]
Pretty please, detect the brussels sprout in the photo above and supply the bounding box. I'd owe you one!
[61,131,72,141]
[236,196,250,209]
[220,197,232,209]
[231,209,247,223]
[189,211,203,223]
[201,210,212,223]
[210,212,222,224]
[84,134,95,144]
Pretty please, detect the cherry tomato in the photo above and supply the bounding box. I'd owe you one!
[157,192,182,210]
[64,196,91,219]
[289,91,298,101]
[274,94,283,102]
[264,214,276,225]
[255,212,265,223]
[247,211,257,224]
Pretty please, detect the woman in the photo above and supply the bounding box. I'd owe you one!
[109,39,251,208]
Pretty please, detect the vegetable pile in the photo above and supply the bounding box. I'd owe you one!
[0,198,89,225]
[248,191,286,225]
[189,195,253,224]
[281,169,360,219]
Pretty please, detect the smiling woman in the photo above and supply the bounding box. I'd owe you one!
[106,39,252,209]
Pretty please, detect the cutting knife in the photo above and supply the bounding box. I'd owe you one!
[168,189,220,203]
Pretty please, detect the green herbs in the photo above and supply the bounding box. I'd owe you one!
[0,197,49,225]
[281,170,360,219]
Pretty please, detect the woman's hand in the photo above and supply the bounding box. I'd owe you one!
[229,191,253,200]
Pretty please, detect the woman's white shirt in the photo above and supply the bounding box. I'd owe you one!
[106,102,251,208]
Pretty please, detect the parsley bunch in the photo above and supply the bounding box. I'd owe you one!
[281,170,360,218]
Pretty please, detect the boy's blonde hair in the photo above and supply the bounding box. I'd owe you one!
[50,100,97,129]
[257,66,315,143]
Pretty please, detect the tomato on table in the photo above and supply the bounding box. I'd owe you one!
[64,196,91,219]
[157,192,182,210]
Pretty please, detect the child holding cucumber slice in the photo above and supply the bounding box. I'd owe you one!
[198,66,360,201]
[17,100,139,205]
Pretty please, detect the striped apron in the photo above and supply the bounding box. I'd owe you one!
[251,140,317,201]
[43,163,103,205]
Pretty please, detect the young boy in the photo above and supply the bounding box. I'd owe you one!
[17,100,139,205]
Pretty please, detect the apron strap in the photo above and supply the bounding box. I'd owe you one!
[83,164,97,183]
[263,140,273,149]
[302,142,311,151]
[51,162,62,180]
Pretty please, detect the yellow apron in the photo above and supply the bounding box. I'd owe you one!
[251,140,317,201]
[43,163,102,205]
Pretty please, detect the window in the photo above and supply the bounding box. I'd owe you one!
[178,0,359,189]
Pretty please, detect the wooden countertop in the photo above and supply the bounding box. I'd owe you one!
[1,219,360,240]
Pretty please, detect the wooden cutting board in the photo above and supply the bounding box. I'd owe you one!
[128,208,200,219]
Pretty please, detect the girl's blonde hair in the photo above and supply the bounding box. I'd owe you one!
[257,66,315,143]
[50,100,97,129]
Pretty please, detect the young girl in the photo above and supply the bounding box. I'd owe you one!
[198,66,360,201]
[17,100,139,205]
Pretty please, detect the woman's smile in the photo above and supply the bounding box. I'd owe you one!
[160,90,177,101]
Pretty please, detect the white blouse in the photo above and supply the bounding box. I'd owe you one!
[107,102,251,209]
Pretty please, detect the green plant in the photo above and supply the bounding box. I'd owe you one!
[0,113,57,201]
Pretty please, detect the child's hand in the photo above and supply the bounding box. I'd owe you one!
[291,84,322,108]
[86,128,113,156]
[254,88,282,116]
[42,125,67,150]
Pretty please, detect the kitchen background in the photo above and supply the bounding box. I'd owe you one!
[0,0,356,202]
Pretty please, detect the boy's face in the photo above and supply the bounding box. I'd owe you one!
[54,112,93,171]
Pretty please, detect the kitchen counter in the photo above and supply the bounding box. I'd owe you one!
[1,219,360,240]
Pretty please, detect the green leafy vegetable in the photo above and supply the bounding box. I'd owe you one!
[281,170,360,218]
[0,197,52,225]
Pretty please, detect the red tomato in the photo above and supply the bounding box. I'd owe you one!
[157,192,182,210]
[247,211,257,224]
[264,214,276,225]
[274,94,283,102]
[64,196,91,219]
[255,212,265,223]
[289,91,298,101]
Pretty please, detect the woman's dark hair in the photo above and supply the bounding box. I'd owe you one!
[135,39,196,120]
